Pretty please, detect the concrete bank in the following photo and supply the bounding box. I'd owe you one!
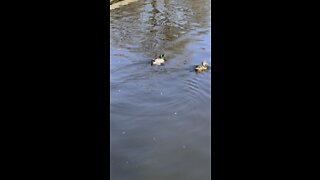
[110,0,139,10]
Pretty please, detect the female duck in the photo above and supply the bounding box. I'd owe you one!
[151,54,166,65]
[195,61,209,72]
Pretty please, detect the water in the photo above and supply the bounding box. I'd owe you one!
[110,0,211,179]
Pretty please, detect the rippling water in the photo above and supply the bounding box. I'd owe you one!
[110,0,211,179]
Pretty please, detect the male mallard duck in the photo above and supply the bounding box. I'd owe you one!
[195,61,209,72]
[151,54,166,65]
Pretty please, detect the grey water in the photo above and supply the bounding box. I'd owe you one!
[110,0,211,179]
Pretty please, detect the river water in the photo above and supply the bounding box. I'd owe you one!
[110,0,211,179]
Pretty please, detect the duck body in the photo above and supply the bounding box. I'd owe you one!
[151,58,166,65]
[195,61,209,72]
[151,54,166,66]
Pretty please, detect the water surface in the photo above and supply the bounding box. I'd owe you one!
[110,0,211,179]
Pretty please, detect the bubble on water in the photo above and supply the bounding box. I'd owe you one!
[174,112,177,115]
[125,161,129,164]
[160,92,163,95]
[182,145,186,149]
[118,89,121,92]
[153,137,156,141]
[122,131,126,135]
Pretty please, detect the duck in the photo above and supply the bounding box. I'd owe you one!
[151,54,166,65]
[195,61,209,72]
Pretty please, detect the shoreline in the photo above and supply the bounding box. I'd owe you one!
[110,0,139,10]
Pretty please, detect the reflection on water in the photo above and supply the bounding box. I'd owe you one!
[110,0,211,179]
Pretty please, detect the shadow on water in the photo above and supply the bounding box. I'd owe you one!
[110,0,211,179]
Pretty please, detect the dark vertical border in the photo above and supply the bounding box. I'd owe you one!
[210,0,313,179]
[5,0,111,179]
[212,0,225,179]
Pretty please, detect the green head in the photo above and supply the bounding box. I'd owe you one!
[159,54,165,59]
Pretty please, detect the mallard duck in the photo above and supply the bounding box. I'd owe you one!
[195,61,209,72]
[151,54,166,65]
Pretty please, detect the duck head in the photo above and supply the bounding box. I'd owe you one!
[159,54,165,59]
[202,61,209,66]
